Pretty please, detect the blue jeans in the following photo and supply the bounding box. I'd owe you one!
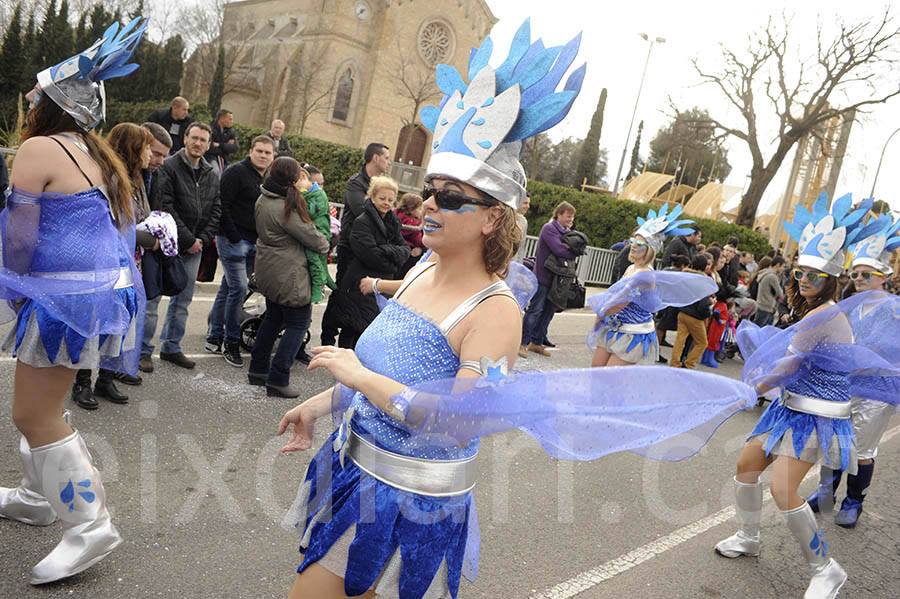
[142,251,202,355]
[521,283,556,345]
[249,299,312,387]
[207,237,256,342]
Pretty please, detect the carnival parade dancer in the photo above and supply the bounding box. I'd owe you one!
[277,20,756,599]
[0,18,148,584]
[806,215,900,527]
[588,205,717,366]
[715,192,900,599]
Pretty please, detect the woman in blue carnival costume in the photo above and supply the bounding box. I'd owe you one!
[277,21,756,599]
[805,215,900,528]
[0,18,148,585]
[588,205,717,366]
[715,191,900,599]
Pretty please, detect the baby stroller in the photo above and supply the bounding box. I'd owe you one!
[239,273,312,361]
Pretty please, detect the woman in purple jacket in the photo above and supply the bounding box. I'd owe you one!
[519,201,577,358]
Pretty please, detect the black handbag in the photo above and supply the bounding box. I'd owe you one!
[141,250,188,300]
[566,277,586,310]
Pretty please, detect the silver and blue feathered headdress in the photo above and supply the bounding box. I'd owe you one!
[421,19,585,210]
[782,191,879,276]
[36,17,148,131]
[851,213,900,275]
[634,204,695,253]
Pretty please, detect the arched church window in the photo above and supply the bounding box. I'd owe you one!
[332,69,354,122]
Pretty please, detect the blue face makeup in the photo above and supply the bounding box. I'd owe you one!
[440,204,477,215]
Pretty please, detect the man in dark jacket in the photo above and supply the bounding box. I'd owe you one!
[146,96,194,154]
[206,135,275,367]
[266,119,293,157]
[204,109,238,174]
[670,254,715,369]
[141,122,220,370]
[660,225,701,268]
[320,141,390,345]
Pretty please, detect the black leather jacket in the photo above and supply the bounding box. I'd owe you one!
[156,149,222,253]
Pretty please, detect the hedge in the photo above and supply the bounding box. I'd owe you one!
[525,179,772,257]
[232,124,364,205]
[104,99,213,134]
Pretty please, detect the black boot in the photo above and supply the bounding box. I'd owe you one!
[72,370,98,410]
[94,369,129,404]
[223,339,244,368]
[835,461,874,528]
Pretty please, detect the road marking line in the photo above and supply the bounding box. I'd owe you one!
[531,422,900,599]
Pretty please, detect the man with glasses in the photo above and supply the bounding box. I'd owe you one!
[752,256,785,326]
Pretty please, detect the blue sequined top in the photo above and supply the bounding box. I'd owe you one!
[350,300,479,460]
[785,366,850,402]
[612,302,653,325]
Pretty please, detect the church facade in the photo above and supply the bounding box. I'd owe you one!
[182,0,496,166]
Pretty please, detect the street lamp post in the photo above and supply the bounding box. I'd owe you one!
[869,126,900,199]
[612,33,666,199]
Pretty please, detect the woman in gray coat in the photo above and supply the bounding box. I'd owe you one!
[249,157,330,397]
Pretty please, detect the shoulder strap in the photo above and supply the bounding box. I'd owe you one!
[394,261,436,300]
[439,280,517,337]
[49,136,94,188]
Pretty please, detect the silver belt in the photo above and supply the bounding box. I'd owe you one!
[782,391,852,419]
[609,320,655,334]
[32,266,134,293]
[346,427,477,497]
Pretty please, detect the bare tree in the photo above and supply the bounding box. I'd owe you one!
[689,11,900,228]
[389,40,441,164]
[283,40,334,136]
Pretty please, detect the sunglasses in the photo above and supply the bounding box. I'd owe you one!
[792,269,829,284]
[422,186,498,211]
[628,237,649,250]
[849,270,884,282]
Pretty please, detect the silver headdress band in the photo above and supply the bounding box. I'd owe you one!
[421,19,585,210]
[35,17,148,131]
[850,214,900,276]
[783,192,879,276]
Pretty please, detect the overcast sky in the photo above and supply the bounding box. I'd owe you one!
[484,0,900,215]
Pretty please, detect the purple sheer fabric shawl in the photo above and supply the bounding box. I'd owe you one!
[736,290,900,404]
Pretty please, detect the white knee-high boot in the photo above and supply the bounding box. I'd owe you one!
[715,477,762,558]
[0,435,58,526]
[782,502,847,599]
[29,430,121,585]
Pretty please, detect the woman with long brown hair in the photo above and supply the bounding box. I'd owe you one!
[715,194,895,597]
[69,122,157,409]
[0,19,148,584]
[249,157,330,398]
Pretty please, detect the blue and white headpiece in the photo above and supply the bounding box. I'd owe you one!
[783,191,879,276]
[851,213,900,276]
[36,17,148,131]
[421,19,585,210]
[634,204,695,254]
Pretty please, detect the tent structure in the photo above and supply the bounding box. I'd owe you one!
[683,183,744,221]
[620,173,674,203]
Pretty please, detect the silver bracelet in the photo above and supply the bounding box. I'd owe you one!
[372,278,380,294]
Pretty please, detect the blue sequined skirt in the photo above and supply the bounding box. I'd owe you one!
[749,397,857,474]
[283,429,476,599]
[3,286,140,370]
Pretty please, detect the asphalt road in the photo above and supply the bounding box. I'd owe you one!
[1,282,898,598]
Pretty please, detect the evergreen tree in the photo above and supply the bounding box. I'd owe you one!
[574,87,606,187]
[22,10,38,84]
[628,120,643,179]
[0,4,24,98]
[207,43,225,114]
